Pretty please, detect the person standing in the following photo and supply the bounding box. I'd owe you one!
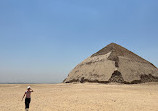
[22,86,33,111]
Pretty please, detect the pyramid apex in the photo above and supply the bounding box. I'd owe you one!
[109,42,118,45]
[107,42,121,47]
[91,42,122,57]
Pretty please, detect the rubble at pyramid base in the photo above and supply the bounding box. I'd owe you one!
[64,72,158,84]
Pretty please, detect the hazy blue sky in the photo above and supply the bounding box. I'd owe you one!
[0,0,158,83]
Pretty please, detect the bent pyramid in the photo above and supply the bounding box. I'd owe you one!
[64,43,158,84]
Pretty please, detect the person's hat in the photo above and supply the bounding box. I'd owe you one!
[27,86,31,89]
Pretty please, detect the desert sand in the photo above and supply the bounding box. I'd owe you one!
[0,83,158,111]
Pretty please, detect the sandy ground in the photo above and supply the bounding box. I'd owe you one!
[0,83,158,111]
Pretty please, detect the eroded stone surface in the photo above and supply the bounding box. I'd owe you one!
[64,43,158,84]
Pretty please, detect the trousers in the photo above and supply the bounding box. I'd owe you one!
[25,98,31,109]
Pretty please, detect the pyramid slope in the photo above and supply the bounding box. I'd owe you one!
[92,43,150,63]
[64,43,158,84]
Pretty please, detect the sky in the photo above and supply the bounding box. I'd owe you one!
[0,0,158,83]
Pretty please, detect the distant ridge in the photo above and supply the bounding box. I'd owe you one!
[64,43,158,84]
